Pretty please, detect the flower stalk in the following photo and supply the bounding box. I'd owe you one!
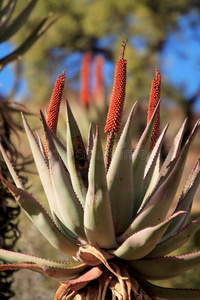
[80,52,91,107]
[104,39,128,172]
[93,55,104,102]
[44,70,66,154]
[147,67,161,151]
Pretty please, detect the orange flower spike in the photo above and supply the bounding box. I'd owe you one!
[46,70,66,134]
[147,67,161,151]
[104,40,127,135]
[44,70,66,156]
[80,52,91,107]
[104,40,128,173]
[93,55,104,102]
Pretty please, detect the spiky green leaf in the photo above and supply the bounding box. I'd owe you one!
[66,101,88,206]
[161,155,200,242]
[50,129,68,169]
[138,276,200,300]
[0,142,23,188]
[0,250,79,267]
[159,118,187,177]
[121,120,200,237]
[129,251,200,280]
[142,124,168,200]
[114,211,184,259]
[41,111,85,240]
[0,250,87,278]
[86,123,94,162]
[36,130,49,164]
[22,114,62,222]
[146,216,200,258]
[0,177,79,257]
[132,100,161,216]
[107,103,136,235]
[84,125,117,249]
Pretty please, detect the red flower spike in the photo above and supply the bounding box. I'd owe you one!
[104,40,127,135]
[80,52,91,107]
[93,55,104,102]
[147,67,161,151]
[46,70,66,134]
[44,70,66,155]
[104,40,128,173]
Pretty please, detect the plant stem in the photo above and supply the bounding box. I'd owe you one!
[104,131,115,173]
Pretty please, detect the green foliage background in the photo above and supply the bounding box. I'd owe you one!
[11,0,200,106]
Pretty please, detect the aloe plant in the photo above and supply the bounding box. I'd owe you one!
[0,41,200,300]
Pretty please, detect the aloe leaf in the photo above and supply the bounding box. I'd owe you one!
[0,142,23,188]
[107,103,136,236]
[132,100,161,216]
[34,133,74,239]
[137,276,200,300]
[50,129,68,169]
[0,251,87,278]
[159,118,187,177]
[84,125,117,249]
[146,215,200,258]
[0,0,38,43]
[53,213,80,242]
[0,250,78,267]
[122,120,200,237]
[41,111,85,240]
[1,124,72,243]
[142,153,161,208]
[149,119,188,196]
[142,124,169,200]
[0,176,79,257]
[114,211,184,259]
[0,261,87,279]
[0,16,56,70]
[0,0,16,28]
[86,123,94,162]
[161,155,200,242]
[0,262,49,274]
[66,101,88,207]
[128,251,200,280]
[21,114,62,222]
[35,130,48,164]
[183,154,200,193]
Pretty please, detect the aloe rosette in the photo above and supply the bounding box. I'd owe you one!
[1,42,200,300]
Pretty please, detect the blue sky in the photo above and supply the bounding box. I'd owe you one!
[1,10,200,111]
[161,9,200,111]
[161,36,200,106]
[0,42,28,101]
